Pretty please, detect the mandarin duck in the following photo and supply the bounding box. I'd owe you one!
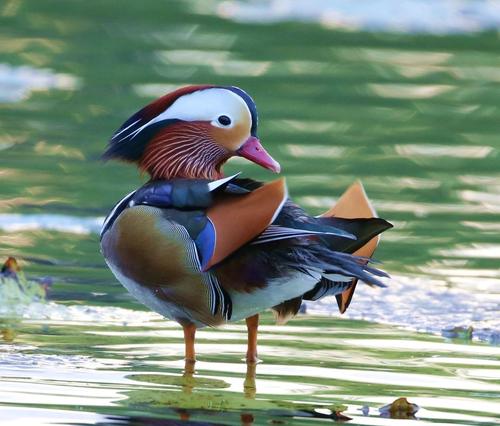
[100,85,392,363]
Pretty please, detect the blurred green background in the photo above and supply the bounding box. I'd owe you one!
[1,1,499,425]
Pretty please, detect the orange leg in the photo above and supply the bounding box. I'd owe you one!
[245,314,259,363]
[183,323,197,362]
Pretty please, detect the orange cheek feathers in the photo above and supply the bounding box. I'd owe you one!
[209,123,249,152]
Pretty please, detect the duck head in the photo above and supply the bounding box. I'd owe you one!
[103,85,280,180]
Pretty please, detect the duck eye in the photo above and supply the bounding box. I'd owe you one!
[217,115,231,126]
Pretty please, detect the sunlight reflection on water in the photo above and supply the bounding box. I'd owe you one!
[208,0,500,34]
[1,0,500,424]
[0,63,78,103]
[2,314,499,425]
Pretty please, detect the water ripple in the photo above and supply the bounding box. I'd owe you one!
[207,0,500,34]
[0,213,103,234]
[0,63,79,103]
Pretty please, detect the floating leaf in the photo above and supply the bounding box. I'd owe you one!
[1,328,15,342]
[0,257,49,307]
[379,397,419,419]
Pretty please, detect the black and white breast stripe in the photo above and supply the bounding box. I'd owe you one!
[168,220,232,321]
[100,190,137,240]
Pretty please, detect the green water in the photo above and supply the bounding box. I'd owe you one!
[1,0,499,424]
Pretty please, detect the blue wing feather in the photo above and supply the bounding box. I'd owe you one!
[195,220,216,271]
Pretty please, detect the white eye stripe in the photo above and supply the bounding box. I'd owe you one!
[115,88,254,148]
[160,88,250,126]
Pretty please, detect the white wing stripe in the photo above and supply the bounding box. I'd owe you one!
[251,225,353,245]
[207,173,241,191]
[112,119,141,140]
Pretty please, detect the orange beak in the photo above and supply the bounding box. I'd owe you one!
[237,136,281,173]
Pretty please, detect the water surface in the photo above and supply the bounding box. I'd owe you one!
[1,0,499,424]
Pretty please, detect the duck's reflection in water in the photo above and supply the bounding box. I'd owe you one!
[116,360,347,425]
[243,361,257,399]
[119,359,259,425]
[181,359,196,394]
[175,360,257,424]
[242,362,256,426]
[175,359,254,423]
